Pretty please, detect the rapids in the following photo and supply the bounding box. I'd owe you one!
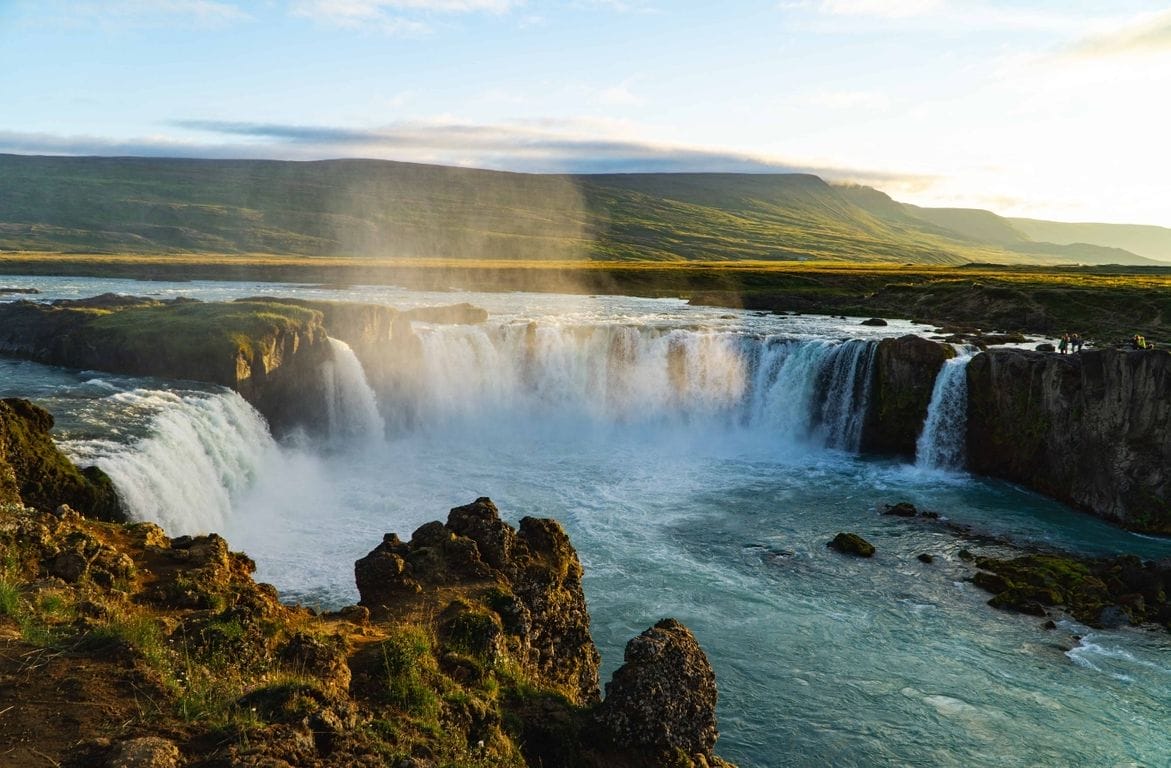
[2,275,1170,767]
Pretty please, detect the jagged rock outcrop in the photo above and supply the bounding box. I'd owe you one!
[2,468,736,768]
[861,334,955,457]
[966,347,1171,532]
[591,618,731,768]
[0,398,123,521]
[355,497,600,705]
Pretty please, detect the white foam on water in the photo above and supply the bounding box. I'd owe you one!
[322,337,383,443]
[66,388,280,535]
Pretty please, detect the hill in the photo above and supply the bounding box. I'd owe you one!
[1009,218,1171,263]
[0,154,1162,266]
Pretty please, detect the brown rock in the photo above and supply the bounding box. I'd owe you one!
[593,618,720,760]
[106,736,182,768]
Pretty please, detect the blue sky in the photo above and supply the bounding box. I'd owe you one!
[2,1,1170,225]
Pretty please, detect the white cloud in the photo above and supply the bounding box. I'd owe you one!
[793,0,1115,35]
[597,83,642,106]
[36,0,251,27]
[292,0,520,21]
[809,89,890,111]
[290,0,519,33]
[1066,9,1171,59]
[818,0,941,19]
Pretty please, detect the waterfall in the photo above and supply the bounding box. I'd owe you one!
[817,339,877,451]
[321,337,383,443]
[376,322,877,448]
[915,353,973,470]
[62,388,280,535]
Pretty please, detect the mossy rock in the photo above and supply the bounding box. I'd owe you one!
[0,398,124,521]
[827,532,875,558]
[438,601,505,664]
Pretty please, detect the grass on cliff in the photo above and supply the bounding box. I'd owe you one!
[89,300,322,365]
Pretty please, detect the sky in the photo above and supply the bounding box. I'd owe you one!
[2,0,1170,226]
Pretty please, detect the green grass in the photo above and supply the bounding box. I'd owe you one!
[0,577,20,617]
[379,626,441,719]
[89,300,321,365]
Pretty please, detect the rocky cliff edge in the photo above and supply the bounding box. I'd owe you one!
[967,346,1171,532]
[0,413,735,768]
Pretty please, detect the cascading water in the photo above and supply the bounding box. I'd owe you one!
[388,322,875,448]
[816,339,877,450]
[62,388,280,535]
[915,352,974,470]
[322,337,383,442]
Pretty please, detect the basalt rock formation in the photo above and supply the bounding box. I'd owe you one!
[861,334,955,457]
[966,347,1171,532]
[591,618,732,768]
[0,295,333,434]
[0,397,122,521]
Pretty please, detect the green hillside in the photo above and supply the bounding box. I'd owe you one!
[0,154,1160,266]
[1009,218,1171,263]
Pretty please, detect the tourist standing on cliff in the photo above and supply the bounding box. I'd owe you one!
[1071,333,1083,352]
[1059,334,1070,354]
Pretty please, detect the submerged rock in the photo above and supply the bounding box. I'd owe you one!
[882,502,919,517]
[971,552,1171,629]
[828,532,876,557]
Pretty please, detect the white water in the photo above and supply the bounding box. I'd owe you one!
[64,388,280,534]
[915,353,973,471]
[388,324,875,450]
[322,337,383,443]
[4,279,1170,768]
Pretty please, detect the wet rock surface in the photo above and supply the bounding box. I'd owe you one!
[828,532,876,557]
[971,552,1171,629]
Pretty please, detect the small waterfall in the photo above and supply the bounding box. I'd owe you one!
[915,353,973,470]
[321,337,383,442]
[63,388,279,535]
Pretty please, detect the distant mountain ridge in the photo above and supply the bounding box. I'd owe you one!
[0,154,1165,266]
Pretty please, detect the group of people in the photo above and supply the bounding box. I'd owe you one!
[1131,334,1152,350]
[1058,333,1084,354]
